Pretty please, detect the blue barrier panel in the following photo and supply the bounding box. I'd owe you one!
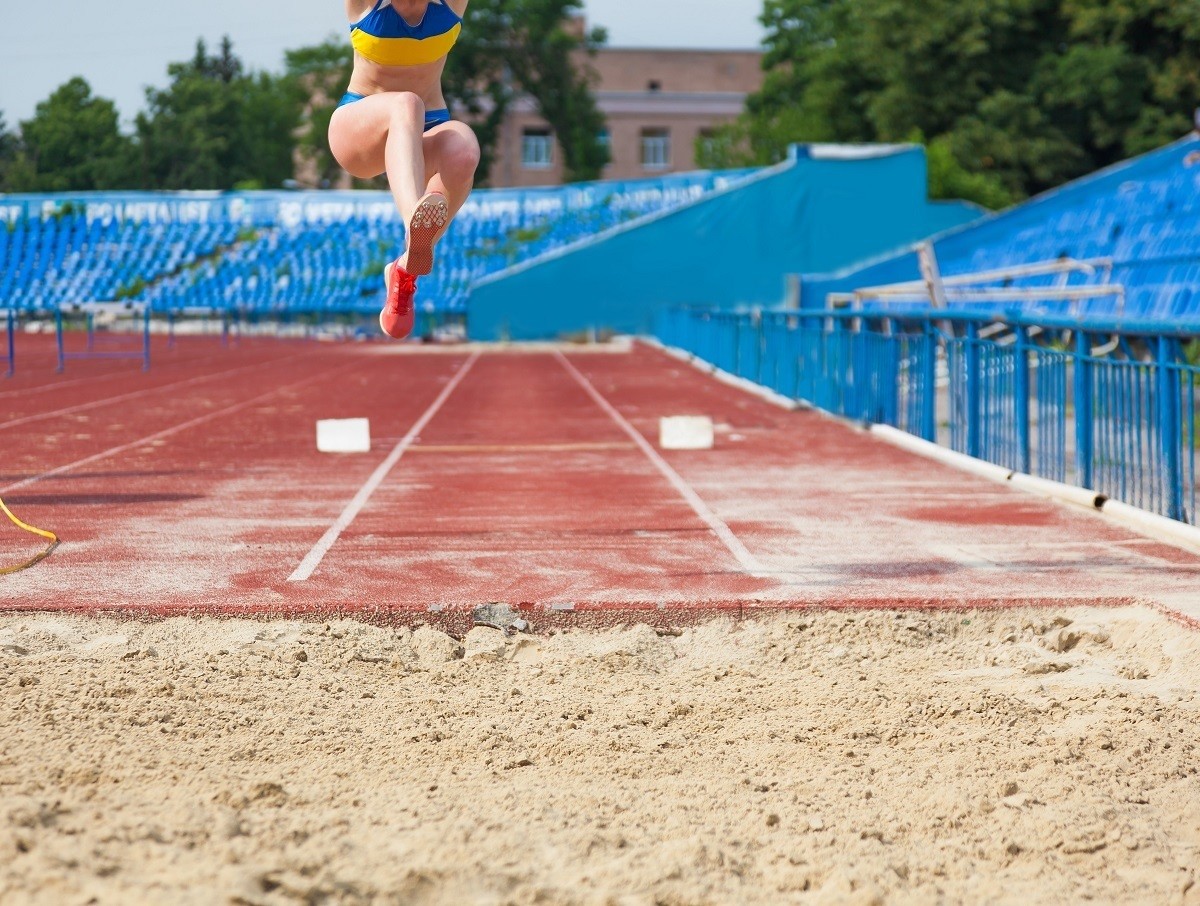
[659,305,1200,526]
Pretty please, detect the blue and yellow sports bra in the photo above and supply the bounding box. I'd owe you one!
[351,1,463,68]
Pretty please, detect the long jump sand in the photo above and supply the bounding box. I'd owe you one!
[2,606,1199,904]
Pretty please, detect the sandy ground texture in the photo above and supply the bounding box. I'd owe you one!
[1,606,1199,905]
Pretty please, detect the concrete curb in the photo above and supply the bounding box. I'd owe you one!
[1008,472,1106,512]
[1100,501,1200,555]
[868,425,1200,558]
[869,425,1016,485]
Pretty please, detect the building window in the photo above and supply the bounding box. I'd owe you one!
[522,128,553,169]
[641,129,671,170]
[647,80,662,92]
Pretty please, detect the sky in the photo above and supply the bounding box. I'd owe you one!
[0,0,766,127]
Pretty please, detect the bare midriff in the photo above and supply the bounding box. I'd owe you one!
[346,53,450,111]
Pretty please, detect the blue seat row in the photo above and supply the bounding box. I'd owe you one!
[2,171,737,319]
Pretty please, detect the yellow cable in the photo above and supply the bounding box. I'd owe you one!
[0,497,59,575]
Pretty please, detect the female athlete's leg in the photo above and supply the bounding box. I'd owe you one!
[328,92,426,229]
[420,121,481,225]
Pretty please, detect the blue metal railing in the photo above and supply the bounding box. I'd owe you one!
[656,306,1200,526]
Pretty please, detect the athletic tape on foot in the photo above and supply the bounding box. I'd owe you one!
[0,497,59,575]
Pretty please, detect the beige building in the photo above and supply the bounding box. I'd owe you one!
[489,48,764,187]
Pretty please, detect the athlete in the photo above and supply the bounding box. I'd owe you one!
[328,0,480,339]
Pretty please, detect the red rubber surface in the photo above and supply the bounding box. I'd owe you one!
[2,335,1198,627]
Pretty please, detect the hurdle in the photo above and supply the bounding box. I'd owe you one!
[55,301,151,373]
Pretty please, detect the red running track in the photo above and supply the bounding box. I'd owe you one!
[2,335,1198,629]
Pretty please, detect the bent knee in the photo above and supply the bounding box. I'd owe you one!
[441,134,482,177]
[389,92,425,128]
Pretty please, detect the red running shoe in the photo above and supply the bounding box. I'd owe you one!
[380,261,417,339]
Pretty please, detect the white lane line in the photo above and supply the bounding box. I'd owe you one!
[553,350,766,577]
[0,362,357,496]
[288,351,481,583]
[0,352,305,431]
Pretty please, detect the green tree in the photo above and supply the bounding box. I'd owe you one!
[0,113,19,191]
[238,71,306,190]
[137,37,302,190]
[285,37,354,188]
[480,2,610,182]
[436,0,609,183]
[707,0,1200,208]
[7,78,135,191]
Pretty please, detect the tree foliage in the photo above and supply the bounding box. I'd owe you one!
[456,0,609,183]
[0,113,19,191]
[706,0,1200,207]
[285,37,355,188]
[4,78,135,192]
[136,38,303,190]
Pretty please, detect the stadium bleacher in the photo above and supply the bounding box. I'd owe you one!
[1,170,752,326]
[803,136,1200,321]
[1,216,238,312]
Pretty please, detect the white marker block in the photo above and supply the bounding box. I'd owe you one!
[317,418,371,454]
[659,416,714,451]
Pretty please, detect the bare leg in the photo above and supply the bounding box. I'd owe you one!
[328,91,427,230]
[420,121,482,244]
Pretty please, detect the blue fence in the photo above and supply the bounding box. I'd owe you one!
[657,306,1199,526]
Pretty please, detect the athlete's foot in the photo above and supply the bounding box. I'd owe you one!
[380,260,417,339]
[404,192,449,277]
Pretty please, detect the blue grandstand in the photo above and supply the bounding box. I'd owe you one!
[801,134,1200,322]
[0,170,753,329]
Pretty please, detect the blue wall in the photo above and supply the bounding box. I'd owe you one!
[467,144,982,340]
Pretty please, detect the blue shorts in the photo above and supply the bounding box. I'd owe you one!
[337,93,452,132]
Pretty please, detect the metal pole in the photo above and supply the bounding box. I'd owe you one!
[56,307,66,374]
[1074,329,1093,489]
[882,318,899,427]
[5,309,14,378]
[922,320,938,442]
[1014,323,1031,473]
[965,321,981,458]
[1157,335,1183,521]
[143,305,152,372]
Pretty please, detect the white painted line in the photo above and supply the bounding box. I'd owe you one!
[1,362,358,496]
[0,353,304,431]
[288,352,481,582]
[554,350,766,577]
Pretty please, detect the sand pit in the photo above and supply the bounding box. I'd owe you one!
[2,606,1199,904]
